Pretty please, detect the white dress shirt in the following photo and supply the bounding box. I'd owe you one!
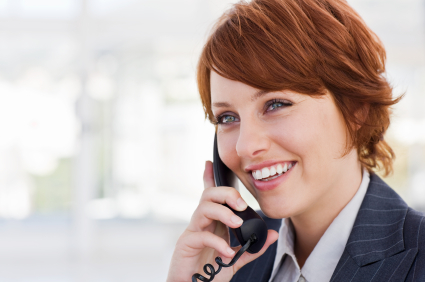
[269,168,370,282]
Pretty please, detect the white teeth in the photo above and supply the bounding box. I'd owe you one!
[255,170,262,180]
[270,166,276,176]
[252,162,294,180]
[276,164,283,174]
[262,167,270,178]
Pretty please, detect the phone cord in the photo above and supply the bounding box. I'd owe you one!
[191,234,257,282]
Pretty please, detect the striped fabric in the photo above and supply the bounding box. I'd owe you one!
[229,174,425,282]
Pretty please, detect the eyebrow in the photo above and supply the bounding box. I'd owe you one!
[252,89,271,101]
[211,89,271,108]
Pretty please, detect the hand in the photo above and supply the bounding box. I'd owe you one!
[166,161,279,282]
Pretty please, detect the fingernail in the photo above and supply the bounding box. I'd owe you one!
[237,198,247,210]
[231,215,243,225]
[227,247,235,255]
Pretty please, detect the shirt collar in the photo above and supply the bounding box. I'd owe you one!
[269,168,370,282]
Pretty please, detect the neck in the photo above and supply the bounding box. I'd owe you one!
[291,152,363,268]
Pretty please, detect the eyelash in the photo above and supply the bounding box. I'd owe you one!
[213,99,292,125]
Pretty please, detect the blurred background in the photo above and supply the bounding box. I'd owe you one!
[0,0,424,281]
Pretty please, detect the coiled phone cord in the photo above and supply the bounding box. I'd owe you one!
[192,234,257,282]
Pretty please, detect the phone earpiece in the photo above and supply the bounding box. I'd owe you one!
[213,134,268,253]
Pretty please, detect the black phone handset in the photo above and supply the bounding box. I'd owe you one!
[192,134,268,282]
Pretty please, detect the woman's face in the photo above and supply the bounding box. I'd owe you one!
[210,71,359,219]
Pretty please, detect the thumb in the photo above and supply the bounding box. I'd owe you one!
[203,160,216,189]
[233,229,279,272]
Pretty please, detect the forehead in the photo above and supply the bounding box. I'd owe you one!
[210,71,258,103]
[210,71,310,107]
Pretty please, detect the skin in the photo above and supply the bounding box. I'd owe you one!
[167,162,278,282]
[167,71,362,281]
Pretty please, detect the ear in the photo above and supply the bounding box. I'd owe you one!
[353,103,369,130]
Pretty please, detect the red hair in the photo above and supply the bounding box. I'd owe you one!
[197,0,401,176]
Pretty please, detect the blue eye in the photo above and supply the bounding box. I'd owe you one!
[221,115,237,124]
[266,99,292,112]
[269,101,284,111]
[215,114,239,125]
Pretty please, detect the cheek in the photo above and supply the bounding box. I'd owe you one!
[316,101,349,160]
[269,103,347,173]
[269,112,322,163]
[217,131,240,170]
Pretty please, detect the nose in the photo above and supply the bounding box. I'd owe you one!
[235,118,270,159]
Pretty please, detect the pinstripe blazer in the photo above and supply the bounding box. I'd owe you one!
[229,173,425,282]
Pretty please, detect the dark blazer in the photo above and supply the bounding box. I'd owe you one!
[229,174,425,282]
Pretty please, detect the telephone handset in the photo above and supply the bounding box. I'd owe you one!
[213,133,268,253]
[192,134,269,281]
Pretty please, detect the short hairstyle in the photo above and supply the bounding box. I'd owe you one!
[197,0,401,176]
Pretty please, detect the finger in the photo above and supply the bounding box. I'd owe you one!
[201,186,248,212]
[203,160,215,189]
[188,202,244,232]
[185,231,236,258]
[233,229,279,271]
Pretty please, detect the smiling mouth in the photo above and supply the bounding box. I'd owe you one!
[252,162,296,181]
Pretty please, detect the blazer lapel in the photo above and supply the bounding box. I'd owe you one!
[330,173,417,282]
[346,173,408,266]
[233,174,419,282]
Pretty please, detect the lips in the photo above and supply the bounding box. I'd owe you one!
[250,162,297,191]
[251,162,295,180]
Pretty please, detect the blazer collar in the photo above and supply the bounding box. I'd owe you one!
[344,173,408,266]
[253,173,408,281]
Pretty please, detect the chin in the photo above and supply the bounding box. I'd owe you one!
[257,199,293,219]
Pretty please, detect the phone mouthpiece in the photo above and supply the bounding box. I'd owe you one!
[226,205,268,254]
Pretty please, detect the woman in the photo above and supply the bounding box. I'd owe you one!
[167,0,425,281]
